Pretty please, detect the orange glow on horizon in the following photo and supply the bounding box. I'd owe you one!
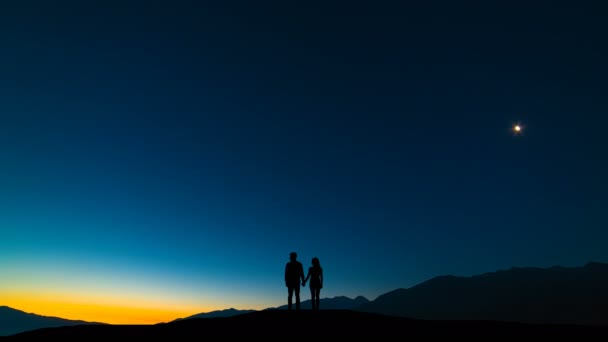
[0,263,271,324]
[1,292,212,324]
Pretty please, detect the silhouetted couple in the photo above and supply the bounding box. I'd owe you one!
[285,252,323,311]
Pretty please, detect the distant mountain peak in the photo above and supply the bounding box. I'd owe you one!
[270,294,369,311]
[173,308,257,321]
[0,306,102,337]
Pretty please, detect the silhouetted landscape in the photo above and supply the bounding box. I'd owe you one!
[172,308,257,321]
[359,262,608,326]
[270,295,369,311]
[4,310,608,339]
[3,263,608,337]
[172,296,369,322]
[0,306,102,337]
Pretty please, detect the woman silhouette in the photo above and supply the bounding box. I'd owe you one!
[303,257,323,310]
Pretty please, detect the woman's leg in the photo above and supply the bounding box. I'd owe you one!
[310,287,316,310]
[315,288,321,310]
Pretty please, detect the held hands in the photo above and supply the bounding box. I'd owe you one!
[302,281,306,287]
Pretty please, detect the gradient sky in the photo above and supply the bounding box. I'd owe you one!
[1,1,607,324]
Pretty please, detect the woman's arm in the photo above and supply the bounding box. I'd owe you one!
[303,268,311,283]
[320,268,323,287]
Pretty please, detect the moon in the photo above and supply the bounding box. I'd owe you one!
[514,125,522,132]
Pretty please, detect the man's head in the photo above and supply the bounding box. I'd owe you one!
[290,252,297,262]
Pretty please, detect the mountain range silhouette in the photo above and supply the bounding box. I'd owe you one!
[359,262,608,325]
[2,262,608,337]
[172,295,369,322]
[4,310,608,339]
[173,308,257,321]
[0,306,104,337]
[268,295,370,311]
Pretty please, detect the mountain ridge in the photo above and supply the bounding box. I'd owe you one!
[358,261,608,325]
[0,306,103,337]
[7,310,608,338]
[172,308,257,321]
[267,295,369,311]
[172,295,370,321]
[4,262,608,336]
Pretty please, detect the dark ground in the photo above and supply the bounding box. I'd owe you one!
[3,310,607,339]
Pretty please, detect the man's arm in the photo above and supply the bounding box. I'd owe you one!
[300,263,305,282]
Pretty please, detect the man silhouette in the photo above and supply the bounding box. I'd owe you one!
[285,251,305,310]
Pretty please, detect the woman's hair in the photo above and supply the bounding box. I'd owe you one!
[312,257,321,268]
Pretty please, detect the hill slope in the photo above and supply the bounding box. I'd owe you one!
[173,296,369,322]
[270,295,369,310]
[173,308,256,321]
[0,306,102,337]
[5,310,607,338]
[358,262,608,325]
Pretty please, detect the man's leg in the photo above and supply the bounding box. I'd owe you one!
[288,287,294,310]
[295,287,301,310]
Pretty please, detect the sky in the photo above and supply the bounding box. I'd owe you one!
[1,1,607,324]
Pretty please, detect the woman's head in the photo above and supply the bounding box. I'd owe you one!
[312,257,320,267]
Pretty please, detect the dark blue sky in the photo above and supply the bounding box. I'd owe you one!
[1,1,607,319]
